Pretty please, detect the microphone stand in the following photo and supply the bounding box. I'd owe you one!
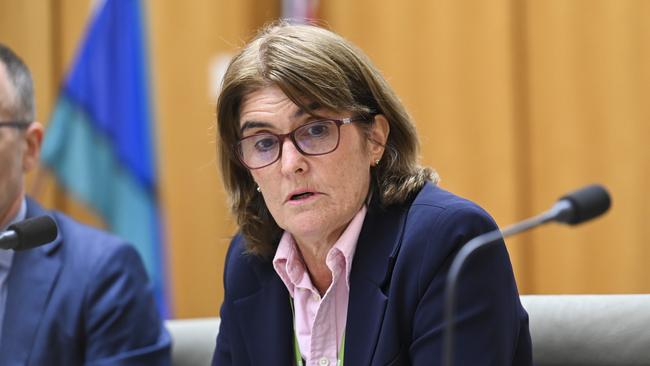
[442,201,572,366]
[442,184,609,366]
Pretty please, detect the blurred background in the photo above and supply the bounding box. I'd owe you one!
[0,0,648,318]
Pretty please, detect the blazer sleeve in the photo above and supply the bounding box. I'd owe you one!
[408,204,529,365]
[212,234,295,366]
[212,236,238,366]
[83,243,171,365]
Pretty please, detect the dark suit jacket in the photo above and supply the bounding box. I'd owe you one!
[213,183,532,365]
[0,198,170,366]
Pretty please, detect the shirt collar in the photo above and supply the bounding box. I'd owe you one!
[273,205,368,295]
[0,198,25,266]
[1,198,27,232]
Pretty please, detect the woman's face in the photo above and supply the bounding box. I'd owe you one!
[239,86,386,247]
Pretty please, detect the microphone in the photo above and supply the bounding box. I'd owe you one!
[0,216,58,251]
[442,184,611,366]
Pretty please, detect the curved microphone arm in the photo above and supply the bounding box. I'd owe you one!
[442,209,557,366]
[442,184,610,366]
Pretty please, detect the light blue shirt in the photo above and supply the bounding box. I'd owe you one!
[0,198,26,345]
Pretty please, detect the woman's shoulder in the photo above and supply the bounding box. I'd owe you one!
[407,182,497,230]
[222,234,276,297]
[391,182,501,268]
[365,182,499,256]
[394,183,508,289]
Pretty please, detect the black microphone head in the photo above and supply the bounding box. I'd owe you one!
[7,216,58,251]
[556,184,611,225]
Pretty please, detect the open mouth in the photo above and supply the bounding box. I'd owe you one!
[290,192,315,201]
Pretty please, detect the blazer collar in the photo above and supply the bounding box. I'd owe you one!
[234,256,294,366]
[344,196,410,365]
[0,198,63,364]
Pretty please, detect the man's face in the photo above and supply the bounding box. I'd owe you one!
[0,61,28,227]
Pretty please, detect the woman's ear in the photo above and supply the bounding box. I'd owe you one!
[369,114,390,163]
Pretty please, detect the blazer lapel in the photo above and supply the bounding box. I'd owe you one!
[345,200,409,366]
[1,237,62,364]
[234,267,294,366]
[0,199,63,364]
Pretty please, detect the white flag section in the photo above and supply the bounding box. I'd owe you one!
[282,0,319,23]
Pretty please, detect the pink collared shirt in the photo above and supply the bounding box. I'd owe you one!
[273,206,367,366]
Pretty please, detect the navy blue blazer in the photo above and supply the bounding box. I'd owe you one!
[0,199,170,366]
[213,183,532,365]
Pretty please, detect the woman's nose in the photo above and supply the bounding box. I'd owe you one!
[279,138,308,175]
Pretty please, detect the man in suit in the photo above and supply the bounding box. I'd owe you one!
[0,43,170,365]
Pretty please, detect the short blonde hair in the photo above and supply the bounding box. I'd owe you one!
[217,21,437,257]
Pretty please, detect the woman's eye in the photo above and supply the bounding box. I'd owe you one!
[254,137,278,152]
[305,122,331,137]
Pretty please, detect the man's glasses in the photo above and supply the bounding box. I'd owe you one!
[0,121,30,129]
[235,116,371,170]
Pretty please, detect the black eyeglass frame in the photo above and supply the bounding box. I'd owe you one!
[235,116,373,170]
[0,121,31,129]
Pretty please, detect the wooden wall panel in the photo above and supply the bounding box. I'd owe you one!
[2,0,649,318]
[0,0,55,132]
[149,0,279,317]
[524,0,650,293]
[320,0,650,294]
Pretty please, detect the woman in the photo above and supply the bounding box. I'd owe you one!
[213,22,531,366]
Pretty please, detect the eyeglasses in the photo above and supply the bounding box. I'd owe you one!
[0,121,30,129]
[235,116,371,169]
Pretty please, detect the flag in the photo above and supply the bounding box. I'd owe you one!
[41,0,170,317]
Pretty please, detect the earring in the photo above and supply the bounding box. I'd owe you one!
[256,186,261,192]
[374,159,381,166]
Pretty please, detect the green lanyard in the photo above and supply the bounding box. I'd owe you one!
[289,297,345,366]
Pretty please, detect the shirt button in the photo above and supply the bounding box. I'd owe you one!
[318,357,329,365]
[312,293,320,301]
